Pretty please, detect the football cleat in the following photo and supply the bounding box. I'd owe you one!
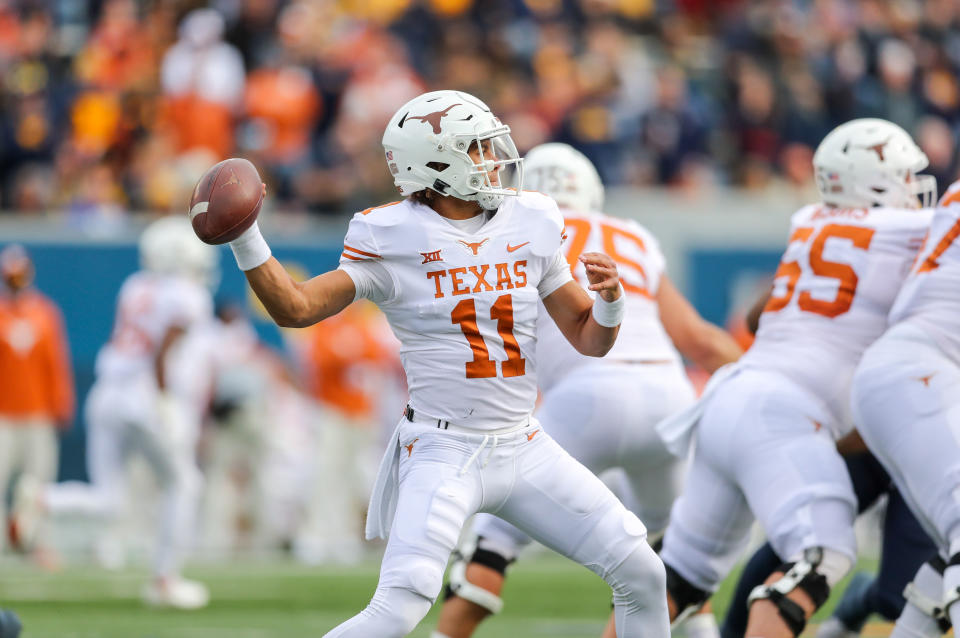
[141,578,210,610]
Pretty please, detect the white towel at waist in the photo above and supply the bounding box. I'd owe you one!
[655,362,741,458]
[365,418,404,541]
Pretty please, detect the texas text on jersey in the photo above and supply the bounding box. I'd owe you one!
[338,190,570,428]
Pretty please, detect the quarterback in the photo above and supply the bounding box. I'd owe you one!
[218,90,670,638]
[434,143,742,638]
[655,118,936,638]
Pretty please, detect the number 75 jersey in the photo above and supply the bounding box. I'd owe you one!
[743,203,932,436]
[890,182,960,365]
[337,192,573,429]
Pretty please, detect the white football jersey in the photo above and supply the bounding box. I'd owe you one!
[889,181,960,364]
[743,203,932,436]
[96,271,214,380]
[338,192,572,429]
[536,209,681,393]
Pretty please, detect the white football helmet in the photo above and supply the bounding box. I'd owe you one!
[382,90,523,210]
[139,216,219,287]
[813,118,936,209]
[524,143,604,213]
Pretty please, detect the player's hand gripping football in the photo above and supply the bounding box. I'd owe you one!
[580,252,622,302]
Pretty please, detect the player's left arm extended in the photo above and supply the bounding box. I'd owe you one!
[542,252,622,357]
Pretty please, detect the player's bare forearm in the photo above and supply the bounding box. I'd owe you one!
[155,325,185,391]
[244,257,356,328]
[658,276,743,372]
[686,322,743,372]
[544,253,623,357]
[746,286,773,335]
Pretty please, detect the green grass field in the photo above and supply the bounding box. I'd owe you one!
[0,556,890,637]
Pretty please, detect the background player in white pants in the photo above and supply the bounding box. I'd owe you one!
[656,119,936,638]
[433,143,743,638]
[851,179,960,638]
[42,217,217,609]
[220,90,670,638]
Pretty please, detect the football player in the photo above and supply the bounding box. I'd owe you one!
[850,178,960,638]
[220,90,670,637]
[655,118,936,638]
[432,143,742,638]
[42,217,217,609]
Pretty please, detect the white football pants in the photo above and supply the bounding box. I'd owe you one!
[474,360,693,560]
[324,418,670,638]
[852,323,960,626]
[45,375,202,579]
[660,367,858,592]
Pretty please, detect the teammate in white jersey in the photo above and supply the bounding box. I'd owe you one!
[850,179,960,638]
[433,143,742,638]
[656,118,936,638]
[43,217,217,609]
[220,90,670,638]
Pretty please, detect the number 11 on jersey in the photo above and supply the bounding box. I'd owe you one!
[451,294,526,379]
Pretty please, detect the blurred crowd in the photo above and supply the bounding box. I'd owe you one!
[1,0,960,228]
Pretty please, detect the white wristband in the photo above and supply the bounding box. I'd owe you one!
[229,221,272,271]
[592,286,625,327]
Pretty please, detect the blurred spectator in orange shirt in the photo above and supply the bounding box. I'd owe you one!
[74,0,157,92]
[242,58,320,200]
[294,300,401,564]
[0,245,74,553]
[159,8,244,160]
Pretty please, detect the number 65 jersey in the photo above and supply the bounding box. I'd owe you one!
[742,203,932,437]
[337,192,573,430]
[889,183,960,365]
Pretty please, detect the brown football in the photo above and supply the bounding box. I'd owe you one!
[189,158,265,245]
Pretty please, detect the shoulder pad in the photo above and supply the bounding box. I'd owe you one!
[790,204,823,226]
[513,192,565,257]
[355,200,410,227]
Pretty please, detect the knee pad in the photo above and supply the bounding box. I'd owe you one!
[609,541,668,614]
[363,586,434,637]
[383,555,445,601]
[664,562,710,620]
[441,542,512,614]
[903,557,952,633]
[746,547,848,637]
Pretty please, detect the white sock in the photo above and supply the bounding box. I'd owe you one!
[682,612,721,638]
[891,562,944,638]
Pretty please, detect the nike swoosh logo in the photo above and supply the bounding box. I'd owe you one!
[527,429,539,441]
[507,242,530,253]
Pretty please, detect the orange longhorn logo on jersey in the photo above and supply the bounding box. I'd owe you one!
[403,104,460,134]
[420,250,443,264]
[405,438,419,457]
[458,238,489,256]
[915,373,936,387]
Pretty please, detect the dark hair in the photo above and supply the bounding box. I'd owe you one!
[409,189,437,206]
